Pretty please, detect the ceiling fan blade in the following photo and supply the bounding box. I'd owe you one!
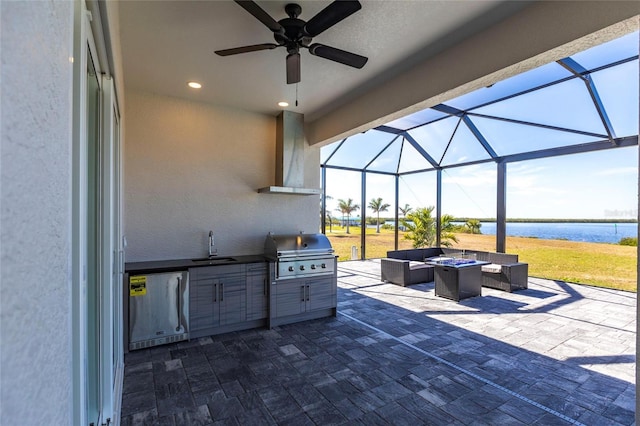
[304,0,361,37]
[215,43,279,56]
[286,52,301,84]
[234,0,283,33]
[309,43,368,68]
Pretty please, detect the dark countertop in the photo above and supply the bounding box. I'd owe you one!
[125,254,268,274]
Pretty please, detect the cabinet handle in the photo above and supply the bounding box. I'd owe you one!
[176,276,182,332]
[306,285,310,301]
[301,286,305,302]
[214,283,217,302]
[220,283,224,301]
[263,278,267,296]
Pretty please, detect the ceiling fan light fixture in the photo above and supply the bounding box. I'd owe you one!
[286,52,301,84]
[187,81,202,89]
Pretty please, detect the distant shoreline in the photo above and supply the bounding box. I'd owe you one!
[453,218,638,224]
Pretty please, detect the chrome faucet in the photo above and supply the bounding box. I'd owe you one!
[208,230,217,257]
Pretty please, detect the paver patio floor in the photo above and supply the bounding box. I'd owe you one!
[121,259,636,425]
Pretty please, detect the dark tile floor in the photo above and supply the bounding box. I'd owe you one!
[121,260,636,425]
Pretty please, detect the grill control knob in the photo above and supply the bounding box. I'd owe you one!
[299,265,305,271]
[321,263,326,268]
[288,266,294,272]
[311,264,316,270]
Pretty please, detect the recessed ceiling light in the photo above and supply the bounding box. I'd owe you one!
[187,81,202,89]
[278,101,289,107]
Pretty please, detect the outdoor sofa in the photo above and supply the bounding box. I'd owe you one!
[381,247,528,292]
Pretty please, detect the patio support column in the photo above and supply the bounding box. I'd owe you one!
[321,166,326,234]
[497,161,507,253]
[394,174,399,250]
[636,139,639,420]
[436,168,442,247]
[361,171,366,260]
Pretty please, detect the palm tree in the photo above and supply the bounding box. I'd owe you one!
[368,197,390,233]
[326,212,334,233]
[465,219,482,234]
[322,195,334,232]
[337,198,359,234]
[399,204,412,218]
[398,203,413,231]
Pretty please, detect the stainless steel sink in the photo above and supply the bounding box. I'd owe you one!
[191,257,236,263]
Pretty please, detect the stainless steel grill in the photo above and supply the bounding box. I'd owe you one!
[264,232,335,279]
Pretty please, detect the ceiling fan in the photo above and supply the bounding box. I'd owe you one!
[215,0,368,84]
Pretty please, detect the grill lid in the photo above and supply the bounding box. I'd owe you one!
[265,232,334,258]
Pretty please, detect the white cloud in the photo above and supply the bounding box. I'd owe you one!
[595,167,638,177]
[442,165,495,187]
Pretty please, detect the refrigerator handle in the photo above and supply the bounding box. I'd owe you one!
[176,276,183,332]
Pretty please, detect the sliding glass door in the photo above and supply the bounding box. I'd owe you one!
[86,44,102,426]
[73,3,123,423]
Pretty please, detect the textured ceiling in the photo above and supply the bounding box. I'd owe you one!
[119,0,525,119]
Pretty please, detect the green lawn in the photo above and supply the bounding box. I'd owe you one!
[325,226,637,292]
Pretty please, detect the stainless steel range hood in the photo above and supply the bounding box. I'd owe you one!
[258,111,321,196]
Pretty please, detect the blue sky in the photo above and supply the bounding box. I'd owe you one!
[322,32,639,221]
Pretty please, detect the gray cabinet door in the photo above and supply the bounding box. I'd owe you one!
[247,271,268,320]
[274,279,306,317]
[190,278,220,330]
[190,265,246,331]
[218,274,246,325]
[274,275,336,318]
[306,277,335,312]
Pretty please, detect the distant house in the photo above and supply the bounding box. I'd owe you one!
[339,216,361,227]
[386,220,413,231]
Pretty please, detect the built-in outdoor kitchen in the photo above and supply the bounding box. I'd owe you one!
[124,232,337,351]
[124,106,335,351]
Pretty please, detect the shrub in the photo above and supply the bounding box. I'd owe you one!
[401,206,458,248]
[619,237,638,246]
[464,219,482,234]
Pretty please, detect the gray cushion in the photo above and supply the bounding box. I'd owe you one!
[481,263,502,274]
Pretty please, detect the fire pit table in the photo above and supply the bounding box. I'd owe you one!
[428,258,489,302]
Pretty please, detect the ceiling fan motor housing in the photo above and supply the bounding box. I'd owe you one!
[275,4,311,53]
[276,18,305,50]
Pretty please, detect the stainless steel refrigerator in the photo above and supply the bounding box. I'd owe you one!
[128,271,189,350]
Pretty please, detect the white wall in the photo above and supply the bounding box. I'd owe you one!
[124,91,320,262]
[0,1,74,424]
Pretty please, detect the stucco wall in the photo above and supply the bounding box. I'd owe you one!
[124,91,320,262]
[0,1,74,424]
